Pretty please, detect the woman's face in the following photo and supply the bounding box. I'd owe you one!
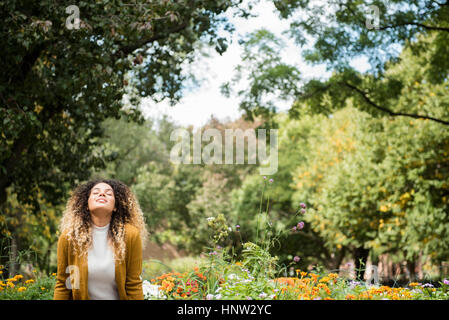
[88,182,116,214]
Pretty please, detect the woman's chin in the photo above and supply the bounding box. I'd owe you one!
[89,205,114,215]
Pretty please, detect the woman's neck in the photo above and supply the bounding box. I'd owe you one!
[90,212,112,227]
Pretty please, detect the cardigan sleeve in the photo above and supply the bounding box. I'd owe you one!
[125,229,144,300]
[53,232,73,300]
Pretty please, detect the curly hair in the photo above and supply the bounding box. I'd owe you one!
[59,178,149,261]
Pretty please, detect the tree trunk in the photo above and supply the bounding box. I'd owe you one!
[353,247,370,281]
[407,260,416,282]
[8,235,18,277]
[325,246,346,271]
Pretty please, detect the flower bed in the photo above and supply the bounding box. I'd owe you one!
[0,267,56,300]
[143,264,449,300]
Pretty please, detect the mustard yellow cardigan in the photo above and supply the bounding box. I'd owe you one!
[53,223,144,300]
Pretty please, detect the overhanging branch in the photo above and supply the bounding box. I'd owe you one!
[344,82,449,125]
[113,20,189,58]
[376,22,449,32]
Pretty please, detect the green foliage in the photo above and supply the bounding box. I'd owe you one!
[0,275,56,300]
[289,105,449,266]
[273,0,449,75]
[221,28,301,122]
[0,189,61,275]
[0,0,247,208]
[223,1,449,126]
[142,257,207,281]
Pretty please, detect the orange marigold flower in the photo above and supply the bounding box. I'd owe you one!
[319,277,330,283]
[17,286,26,292]
[310,273,318,282]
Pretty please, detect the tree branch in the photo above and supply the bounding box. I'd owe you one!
[429,0,449,7]
[344,82,449,125]
[376,22,449,32]
[9,40,51,85]
[113,20,189,58]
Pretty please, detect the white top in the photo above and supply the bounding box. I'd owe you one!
[87,223,120,300]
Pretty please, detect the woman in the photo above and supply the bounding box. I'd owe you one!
[53,179,149,300]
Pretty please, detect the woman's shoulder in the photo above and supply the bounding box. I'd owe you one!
[124,223,140,238]
[57,229,70,242]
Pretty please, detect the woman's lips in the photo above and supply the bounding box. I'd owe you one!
[96,198,107,203]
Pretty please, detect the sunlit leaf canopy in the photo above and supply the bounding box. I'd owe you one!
[224,0,449,125]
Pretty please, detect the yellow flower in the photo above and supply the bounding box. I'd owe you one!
[0,271,2,275]
[7,282,15,288]
[14,274,23,280]
[409,282,420,287]
[25,279,35,284]
[317,283,328,289]
[32,269,37,273]
[41,287,46,291]
[6,278,17,282]
[17,286,26,292]
[52,273,57,276]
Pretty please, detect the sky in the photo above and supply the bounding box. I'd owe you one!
[139,0,370,129]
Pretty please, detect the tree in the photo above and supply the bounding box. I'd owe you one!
[223,1,449,125]
[94,117,172,186]
[229,113,347,270]
[221,28,301,123]
[0,0,248,209]
[0,188,61,276]
[289,104,449,279]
